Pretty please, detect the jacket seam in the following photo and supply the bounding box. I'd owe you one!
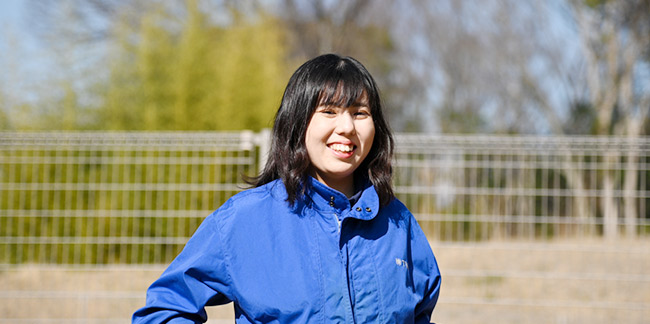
[368,222,386,323]
[307,209,328,324]
[213,206,237,306]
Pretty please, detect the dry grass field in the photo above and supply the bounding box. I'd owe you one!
[1,238,648,324]
[432,238,650,324]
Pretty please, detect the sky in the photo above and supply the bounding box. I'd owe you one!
[1,0,54,106]
[0,0,21,25]
[0,0,31,55]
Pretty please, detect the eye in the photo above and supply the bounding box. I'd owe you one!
[354,108,372,118]
[316,106,337,116]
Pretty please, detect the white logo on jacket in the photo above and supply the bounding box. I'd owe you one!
[395,258,409,269]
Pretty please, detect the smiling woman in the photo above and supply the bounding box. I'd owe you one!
[133,54,441,324]
[252,54,395,206]
[305,93,375,197]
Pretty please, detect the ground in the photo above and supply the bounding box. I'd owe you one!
[1,238,648,324]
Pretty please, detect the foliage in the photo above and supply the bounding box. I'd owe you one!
[97,2,290,131]
[2,1,291,131]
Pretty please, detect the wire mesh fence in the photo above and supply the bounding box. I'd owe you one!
[394,134,650,241]
[0,131,261,266]
[1,131,649,323]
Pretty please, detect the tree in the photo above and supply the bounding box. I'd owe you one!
[568,0,650,238]
[275,0,406,128]
[382,0,649,238]
[23,0,291,131]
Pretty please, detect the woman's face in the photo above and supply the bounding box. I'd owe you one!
[305,93,375,190]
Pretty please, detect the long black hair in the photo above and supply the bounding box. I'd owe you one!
[249,54,395,206]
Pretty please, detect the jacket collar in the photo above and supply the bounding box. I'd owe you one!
[305,176,379,221]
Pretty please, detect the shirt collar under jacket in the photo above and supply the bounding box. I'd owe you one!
[304,176,380,222]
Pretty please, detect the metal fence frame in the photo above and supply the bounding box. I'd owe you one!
[1,131,649,323]
[393,134,650,240]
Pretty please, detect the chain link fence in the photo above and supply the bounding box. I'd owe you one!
[1,131,649,323]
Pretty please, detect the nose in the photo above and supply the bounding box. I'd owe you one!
[335,112,356,135]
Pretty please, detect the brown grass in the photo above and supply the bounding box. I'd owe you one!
[1,237,648,324]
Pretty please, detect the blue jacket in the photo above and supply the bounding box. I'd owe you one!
[133,178,441,323]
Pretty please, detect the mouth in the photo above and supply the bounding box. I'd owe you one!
[328,143,356,154]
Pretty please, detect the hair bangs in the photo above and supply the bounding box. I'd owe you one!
[316,74,369,109]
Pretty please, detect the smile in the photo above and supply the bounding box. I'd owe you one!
[328,143,355,153]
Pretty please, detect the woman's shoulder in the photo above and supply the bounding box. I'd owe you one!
[377,196,426,231]
[231,179,286,207]
[210,179,288,219]
[381,196,411,217]
[231,179,286,203]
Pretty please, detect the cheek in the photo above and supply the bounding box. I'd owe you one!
[304,120,317,149]
[305,116,326,142]
[304,122,325,158]
[304,129,316,157]
[362,123,376,149]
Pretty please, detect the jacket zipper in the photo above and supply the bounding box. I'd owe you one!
[335,212,356,323]
[334,213,342,233]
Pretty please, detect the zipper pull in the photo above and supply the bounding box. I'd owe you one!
[334,213,341,233]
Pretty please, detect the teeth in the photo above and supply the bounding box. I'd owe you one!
[330,144,354,153]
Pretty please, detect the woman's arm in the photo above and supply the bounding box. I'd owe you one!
[411,214,442,324]
[132,211,234,323]
[414,267,441,324]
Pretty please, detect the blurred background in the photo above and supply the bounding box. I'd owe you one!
[0,0,649,323]
[1,0,647,135]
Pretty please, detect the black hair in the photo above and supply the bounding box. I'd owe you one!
[248,53,395,206]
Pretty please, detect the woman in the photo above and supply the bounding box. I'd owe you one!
[133,54,441,323]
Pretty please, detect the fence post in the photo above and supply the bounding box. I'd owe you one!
[603,152,619,240]
[256,129,271,172]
